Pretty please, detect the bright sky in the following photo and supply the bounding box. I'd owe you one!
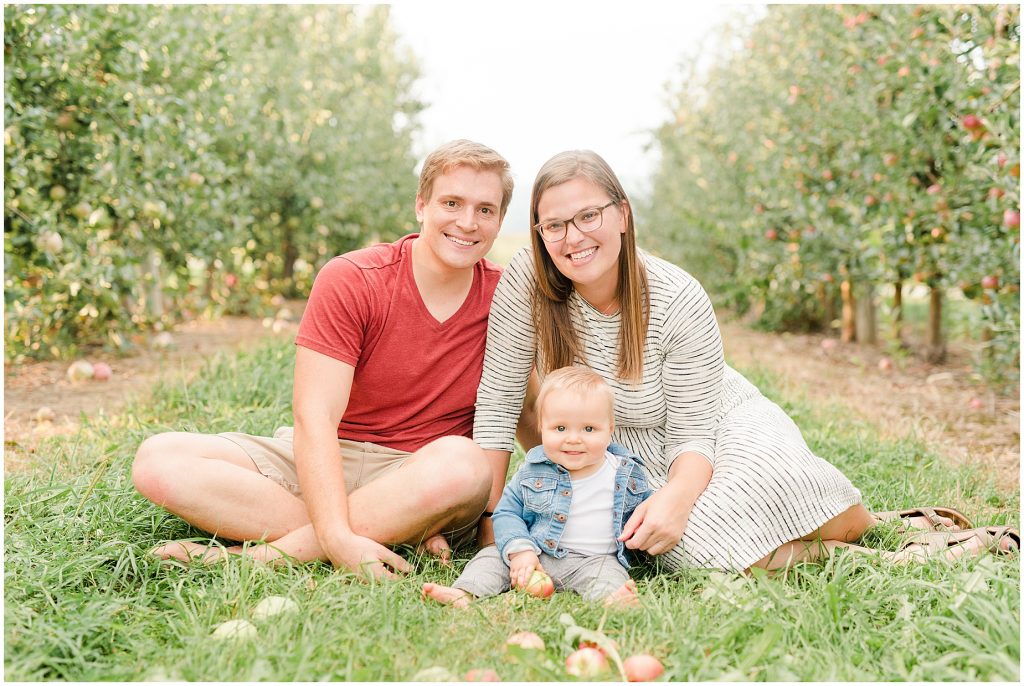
[389,2,764,232]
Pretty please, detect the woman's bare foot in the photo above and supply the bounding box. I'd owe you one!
[150,540,241,563]
[604,579,640,607]
[422,582,472,608]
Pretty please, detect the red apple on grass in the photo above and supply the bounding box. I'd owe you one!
[565,647,609,678]
[981,275,999,290]
[1003,209,1019,229]
[623,654,665,682]
[464,668,500,681]
[523,570,554,599]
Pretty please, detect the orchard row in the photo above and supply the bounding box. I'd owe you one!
[5,5,421,362]
[646,5,1019,377]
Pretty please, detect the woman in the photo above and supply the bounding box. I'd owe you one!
[474,150,1016,571]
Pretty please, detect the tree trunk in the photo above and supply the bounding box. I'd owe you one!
[144,249,164,319]
[926,286,946,362]
[892,280,904,344]
[840,279,856,342]
[855,282,877,344]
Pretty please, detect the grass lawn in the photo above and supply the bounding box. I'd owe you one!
[4,340,1019,681]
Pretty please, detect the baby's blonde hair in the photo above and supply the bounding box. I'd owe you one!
[535,366,615,430]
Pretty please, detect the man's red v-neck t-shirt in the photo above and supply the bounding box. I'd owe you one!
[295,234,503,452]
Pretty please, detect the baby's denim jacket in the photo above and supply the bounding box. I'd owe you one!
[492,442,651,569]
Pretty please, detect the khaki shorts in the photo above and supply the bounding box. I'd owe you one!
[217,426,477,549]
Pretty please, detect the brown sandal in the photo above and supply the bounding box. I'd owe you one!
[899,526,1020,559]
[874,507,973,532]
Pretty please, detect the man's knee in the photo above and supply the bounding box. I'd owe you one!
[417,436,491,507]
[132,432,179,504]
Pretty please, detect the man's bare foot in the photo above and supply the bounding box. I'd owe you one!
[419,534,452,565]
[150,540,241,563]
[422,582,472,608]
[604,579,640,607]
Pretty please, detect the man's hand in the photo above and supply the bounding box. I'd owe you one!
[508,550,543,589]
[324,529,412,581]
[619,481,692,555]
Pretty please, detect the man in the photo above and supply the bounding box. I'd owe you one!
[132,140,514,579]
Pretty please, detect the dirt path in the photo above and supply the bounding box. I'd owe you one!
[3,313,299,472]
[4,310,1019,487]
[719,320,1019,488]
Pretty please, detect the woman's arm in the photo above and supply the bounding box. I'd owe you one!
[621,264,724,554]
[473,249,539,544]
[619,451,712,554]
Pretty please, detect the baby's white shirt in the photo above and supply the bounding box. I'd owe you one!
[559,451,617,556]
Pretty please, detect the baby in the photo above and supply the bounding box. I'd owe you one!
[423,366,651,607]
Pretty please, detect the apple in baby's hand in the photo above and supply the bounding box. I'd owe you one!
[523,570,554,598]
[623,654,665,682]
[565,647,609,678]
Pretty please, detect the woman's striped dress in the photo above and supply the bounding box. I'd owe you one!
[474,247,862,572]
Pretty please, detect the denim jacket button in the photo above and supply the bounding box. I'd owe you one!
[615,484,621,491]
[556,514,566,522]
[561,490,570,497]
[628,478,636,489]
[534,480,543,488]
[545,539,555,548]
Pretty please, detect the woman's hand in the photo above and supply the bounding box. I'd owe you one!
[618,480,693,555]
[508,550,543,589]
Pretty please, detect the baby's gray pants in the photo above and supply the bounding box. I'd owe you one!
[452,545,629,602]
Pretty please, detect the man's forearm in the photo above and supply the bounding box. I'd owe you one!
[293,417,352,553]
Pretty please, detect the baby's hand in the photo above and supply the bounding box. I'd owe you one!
[508,550,542,590]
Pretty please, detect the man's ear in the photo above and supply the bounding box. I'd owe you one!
[414,194,426,223]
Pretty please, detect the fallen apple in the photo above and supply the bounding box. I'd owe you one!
[34,406,56,423]
[66,360,94,383]
[464,668,500,682]
[506,631,545,651]
[252,595,298,620]
[877,357,893,372]
[523,569,554,599]
[210,619,257,641]
[968,397,984,410]
[623,654,665,682]
[92,362,112,381]
[981,275,999,290]
[152,332,174,349]
[565,647,609,678]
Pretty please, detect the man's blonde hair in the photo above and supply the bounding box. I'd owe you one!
[417,139,514,218]
[535,366,615,429]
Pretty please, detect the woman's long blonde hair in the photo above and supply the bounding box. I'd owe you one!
[529,150,649,382]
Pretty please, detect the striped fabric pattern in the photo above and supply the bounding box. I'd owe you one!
[474,247,862,571]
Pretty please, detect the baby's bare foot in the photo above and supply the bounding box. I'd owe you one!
[422,582,472,608]
[604,579,640,607]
